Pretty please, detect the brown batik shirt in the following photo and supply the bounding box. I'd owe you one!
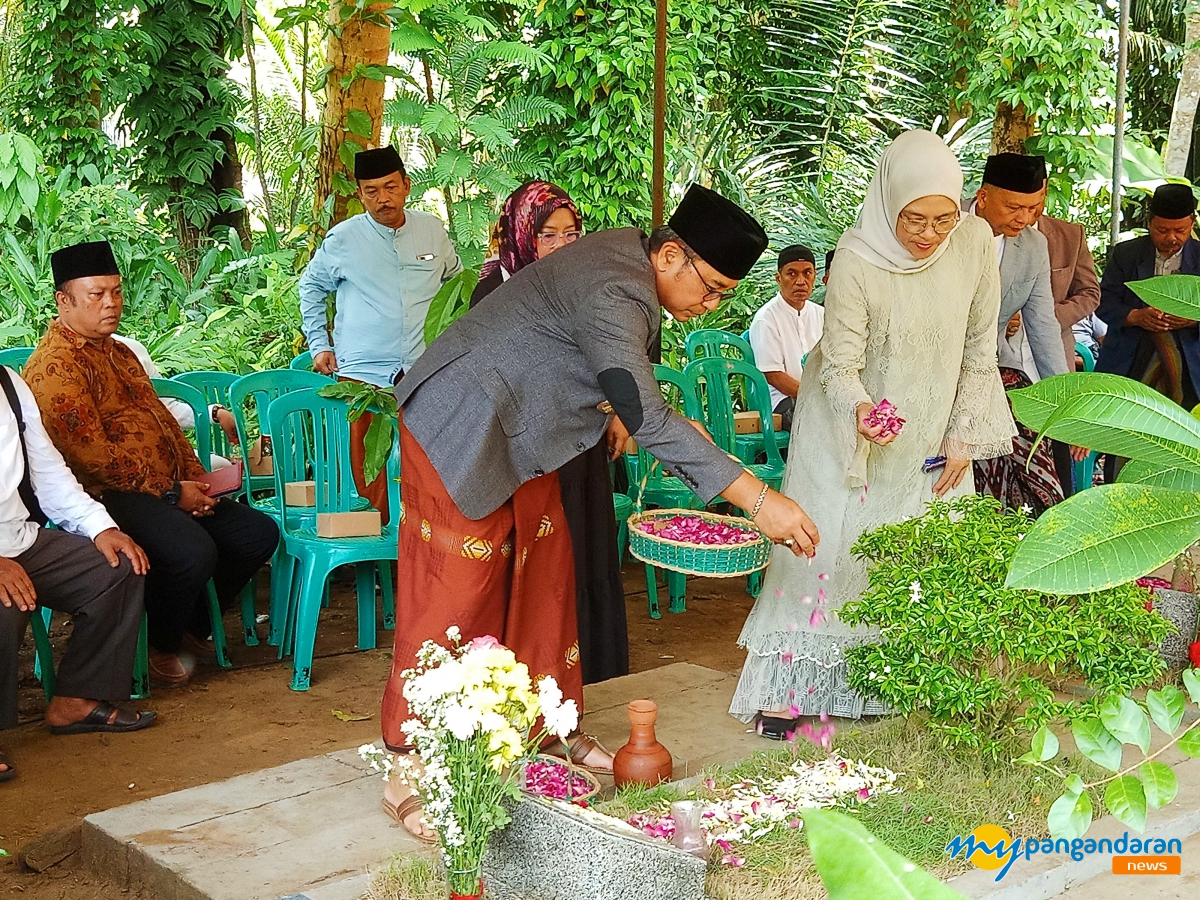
[24,319,207,497]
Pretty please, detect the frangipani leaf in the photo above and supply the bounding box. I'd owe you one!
[1006,484,1200,593]
[1129,274,1200,321]
[802,808,968,900]
[1031,386,1200,474]
[1116,460,1200,493]
[1009,373,1150,431]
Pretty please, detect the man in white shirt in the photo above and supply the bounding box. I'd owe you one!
[748,245,825,430]
[0,365,152,782]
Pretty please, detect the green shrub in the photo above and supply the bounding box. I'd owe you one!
[841,495,1170,755]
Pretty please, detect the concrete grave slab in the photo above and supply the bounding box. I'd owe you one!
[82,663,740,900]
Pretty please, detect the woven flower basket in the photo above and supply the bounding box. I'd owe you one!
[519,754,601,805]
[626,508,772,577]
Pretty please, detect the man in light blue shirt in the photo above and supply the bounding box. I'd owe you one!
[299,146,462,516]
[299,146,463,388]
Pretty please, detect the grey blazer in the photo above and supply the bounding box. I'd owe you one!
[997,225,1069,379]
[395,228,745,520]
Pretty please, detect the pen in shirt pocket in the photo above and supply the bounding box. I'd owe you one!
[416,253,436,261]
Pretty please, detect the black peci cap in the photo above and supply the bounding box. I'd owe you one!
[982,153,1047,194]
[668,184,768,280]
[50,240,120,290]
[1149,183,1197,220]
[353,146,406,181]
[777,244,815,271]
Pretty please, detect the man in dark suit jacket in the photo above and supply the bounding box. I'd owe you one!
[1096,183,1200,408]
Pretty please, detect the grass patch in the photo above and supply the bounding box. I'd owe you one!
[363,853,446,900]
[596,715,1107,900]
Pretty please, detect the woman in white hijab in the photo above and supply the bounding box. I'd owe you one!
[730,130,1015,727]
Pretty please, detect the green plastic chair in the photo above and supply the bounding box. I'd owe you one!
[1072,341,1099,491]
[626,365,708,618]
[173,370,240,463]
[685,329,788,462]
[613,492,634,565]
[228,369,345,646]
[151,378,254,660]
[290,350,314,371]
[0,346,34,373]
[268,389,400,691]
[685,357,786,490]
[685,357,784,598]
[685,329,755,365]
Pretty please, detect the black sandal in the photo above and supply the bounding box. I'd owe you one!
[49,702,156,735]
[755,712,799,741]
[0,750,14,783]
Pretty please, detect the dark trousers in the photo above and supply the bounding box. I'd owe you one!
[773,396,796,434]
[0,529,144,729]
[100,493,278,654]
[1051,440,1075,498]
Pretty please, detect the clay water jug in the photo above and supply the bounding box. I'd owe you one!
[613,699,673,787]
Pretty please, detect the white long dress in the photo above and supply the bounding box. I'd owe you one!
[729,215,1016,721]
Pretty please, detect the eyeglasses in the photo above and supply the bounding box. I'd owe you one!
[898,212,959,235]
[536,231,581,247]
[684,252,735,303]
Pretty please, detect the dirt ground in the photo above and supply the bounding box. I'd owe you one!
[0,561,755,899]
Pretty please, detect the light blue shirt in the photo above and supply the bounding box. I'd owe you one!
[299,210,463,387]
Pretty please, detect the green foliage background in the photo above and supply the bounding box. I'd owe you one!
[0,0,1179,371]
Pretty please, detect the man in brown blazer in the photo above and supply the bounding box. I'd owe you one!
[1035,197,1101,371]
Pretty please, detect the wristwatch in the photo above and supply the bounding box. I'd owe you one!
[210,405,225,424]
[161,481,182,506]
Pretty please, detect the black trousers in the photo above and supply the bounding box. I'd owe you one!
[100,493,278,654]
[773,396,796,434]
[0,529,144,729]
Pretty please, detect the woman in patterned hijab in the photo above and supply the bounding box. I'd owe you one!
[471,180,631,700]
[473,181,582,301]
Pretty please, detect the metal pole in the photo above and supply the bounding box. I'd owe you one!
[651,0,667,227]
[1111,0,1130,245]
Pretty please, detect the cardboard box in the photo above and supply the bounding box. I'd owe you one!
[734,411,763,434]
[248,436,273,476]
[285,480,316,507]
[732,412,783,434]
[317,510,382,538]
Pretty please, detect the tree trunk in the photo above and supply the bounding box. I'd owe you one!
[989,0,1034,155]
[990,100,1035,154]
[312,1,392,231]
[1166,11,1200,177]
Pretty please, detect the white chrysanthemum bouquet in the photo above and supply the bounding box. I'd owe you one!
[360,627,578,897]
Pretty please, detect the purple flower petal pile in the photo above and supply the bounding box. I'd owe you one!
[864,399,905,438]
[638,515,760,545]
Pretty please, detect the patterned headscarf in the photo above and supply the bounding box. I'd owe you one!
[480,181,581,281]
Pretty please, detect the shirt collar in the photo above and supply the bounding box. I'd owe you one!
[50,318,109,350]
[364,211,408,240]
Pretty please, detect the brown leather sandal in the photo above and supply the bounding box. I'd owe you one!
[545,731,614,775]
[382,793,437,843]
